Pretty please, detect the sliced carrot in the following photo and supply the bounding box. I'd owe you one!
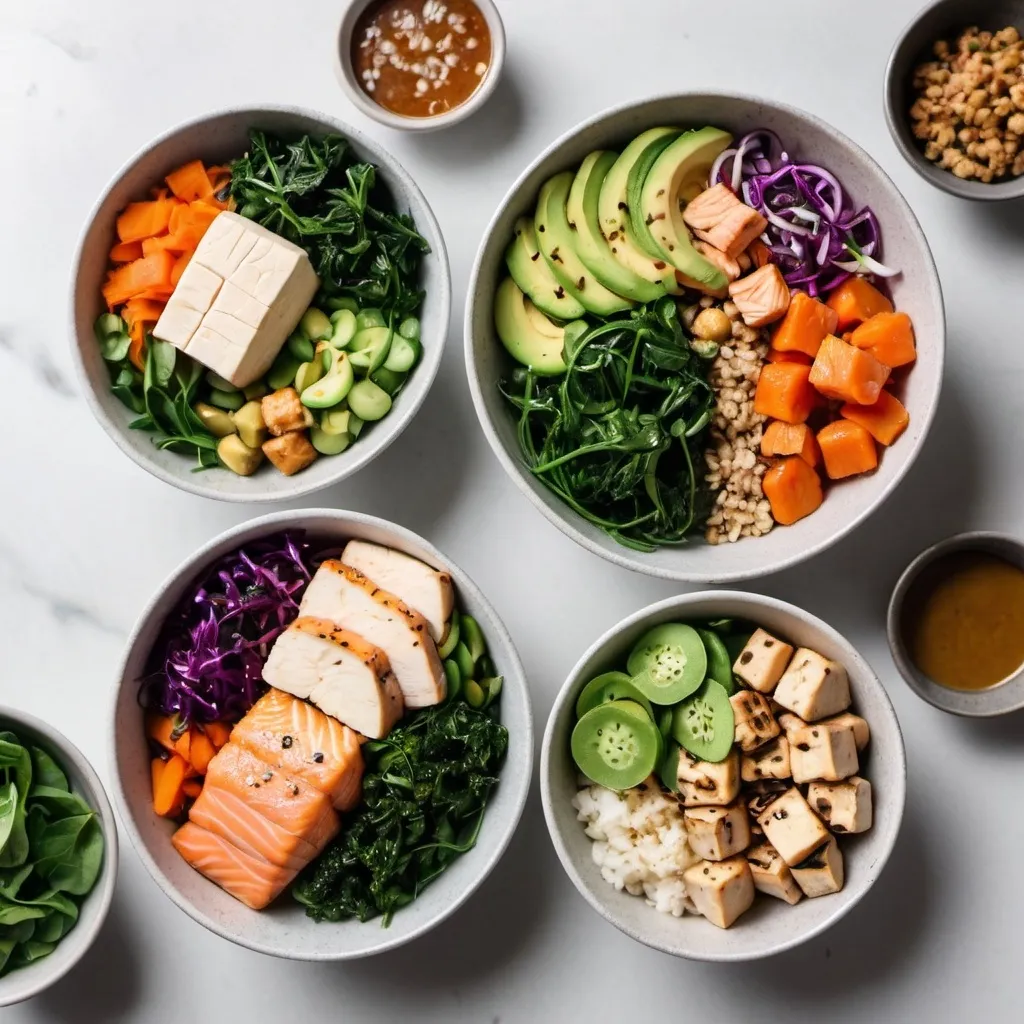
[153,753,189,818]
[763,456,823,526]
[182,780,203,800]
[166,159,214,202]
[826,277,894,330]
[167,202,220,250]
[753,362,817,424]
[173,727,192,763]
[150,187,170,201]
[849,311,916,368]
[146,713,178,754]
[189,730,216,775]
[772,291,839,358]
[202,721,232,749]
[170,251,192,286]
[809,334,890,406]
[116,199,178,244]
[131,285,175,302]
[123,297,165,328]
[102,250,174,308]
[766,348,812,365]
[128,319,147,371]
[110,240,143,263]
[761,421,821,467]
[141,234,189,256]
[841,390,910,446]
[818,420,878,480]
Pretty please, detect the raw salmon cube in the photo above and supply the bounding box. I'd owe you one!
[683,184,768,259]
[728,265,791,327]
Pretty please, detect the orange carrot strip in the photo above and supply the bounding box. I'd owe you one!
[153,754,189,817]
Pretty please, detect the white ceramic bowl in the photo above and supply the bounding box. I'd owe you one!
[465,93,945,582]
[540,591,907,962]
[334,0,506,132]
[70,106,451,502]
[0,707,118,1006]
[110,509,532,960]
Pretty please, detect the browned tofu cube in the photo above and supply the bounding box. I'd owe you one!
[746,841,803,905]
[741,736,792,782]
[683,856,755,929]
[733,628,793,694]
[262,432,317,476]
[789,720,858,784]
[677,750,740,807]
[261,388,314,436]
[684,801,751,861]
[756,788,830,866]
[730,690,781,753]
[791,837,845,898]
[807,777,873,834]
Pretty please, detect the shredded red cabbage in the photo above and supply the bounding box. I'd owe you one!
[710,130,899,298]
[142,532,315,724]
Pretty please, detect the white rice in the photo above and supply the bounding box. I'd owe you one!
[572,779,699,917]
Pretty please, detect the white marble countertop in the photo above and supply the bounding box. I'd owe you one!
[2,0,1024,1020]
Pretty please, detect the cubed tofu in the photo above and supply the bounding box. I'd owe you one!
[733,628,794,694]
[683,183,768,259]
[727,264,791,327]
[262,388,314,436]
[154,262,223,345]
[677,750,740,807]
[823,712,870,751]
[789,720,858,784]
[757,787,831,866]
[262,432,317,476]
[773,648,851,722]
[730,690,780,753]
[741,736,792,782]
[682,856,755,929]
[746,841,803,905]
[791,837,845,897]
[807,777,873,835]
[684,801,751,861]
[777,711,803,736]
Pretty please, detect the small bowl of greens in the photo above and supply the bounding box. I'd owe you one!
[0,707,117,1006]
[110,508,532,960]
[71,105,450,502]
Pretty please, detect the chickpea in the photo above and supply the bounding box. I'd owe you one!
[692,307,732,343]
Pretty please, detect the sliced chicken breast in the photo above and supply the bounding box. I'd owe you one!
[263,617,404,739]
[299,561,446,708]
[340,540,455,643]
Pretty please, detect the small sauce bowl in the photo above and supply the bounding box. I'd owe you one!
[887,531,1024,716]
[334,0,506,132]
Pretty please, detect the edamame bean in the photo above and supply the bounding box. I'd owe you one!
[346,380,392,422]
[194,402,237,438]
[301,307,332,341]
[209,387,245,412]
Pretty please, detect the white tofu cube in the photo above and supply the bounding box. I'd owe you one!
[684,801,751,861]
[683,856,755,929]
[733,628,794,693]
[730,690,780,753]
[153,263,224,350]
[823,712,870,751]
[807,777,873,834]
[741,736,791,782]
[193,211,263,278]
[791,837,845,897]
[746,841,802,905]
[789,721,858,784]
[773,648,851,722]
[677,750,740,807]
[757,787,830,866]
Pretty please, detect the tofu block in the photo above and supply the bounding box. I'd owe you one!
[683,856,755,929]
[195,211,264,278]
[807,777,873,835]
[677,749,740,807]
[684,801,751,861]
[262,388,314,436]
[153,262,224,349]
[757,788,830,866]
[746,841,802,905]
[262,432,317,476]
[791,837,845,898]
[741,736,791,782]
[730,690,780,753]
[773,648,851,722]
[823,712,870,751]
[789,720,858,784]
[733,629,794,694]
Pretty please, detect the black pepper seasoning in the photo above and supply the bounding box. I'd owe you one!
[282,736,293,749]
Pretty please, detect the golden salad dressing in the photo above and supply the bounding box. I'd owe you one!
[900,550,1024,691]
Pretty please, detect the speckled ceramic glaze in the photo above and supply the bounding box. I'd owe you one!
[0,707,118,1006]
[110,509,532,960]
[70,106,451,502]
[540,592,907,962]
[465,93,945,582]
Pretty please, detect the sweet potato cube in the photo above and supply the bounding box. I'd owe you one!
[766,348,812,365]
[826,277,893,330]
[754,363,817,424]
[809,334,889,406]
[772,291,839,358]
[817,420,878,480]
[849,311,916,368]
[763,457,823,526]
[840,390,910,446]
[761,421,820,468]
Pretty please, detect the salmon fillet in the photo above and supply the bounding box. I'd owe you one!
[172,821,297,910]
[231,688,364,810]
[728,264,792,327]
[683,183,768,259]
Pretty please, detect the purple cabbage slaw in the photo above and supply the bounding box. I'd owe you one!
[142,532,316,725]
[709,130,899,297]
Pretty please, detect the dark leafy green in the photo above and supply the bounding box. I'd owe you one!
[292,700,507,926]
[500,297,715,552]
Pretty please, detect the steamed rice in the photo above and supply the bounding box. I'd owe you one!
[572,779,699,917]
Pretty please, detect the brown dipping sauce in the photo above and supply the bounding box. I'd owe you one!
[353,0,492,118]
[901,550,1024,691]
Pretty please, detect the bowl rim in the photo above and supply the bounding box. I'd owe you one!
[107,507,534,960]
[0,704,119,1006]
[886,530,1024,716]
[68,103,452,503]
[463,90,946,583]
[539,589,908,962]
[332,0,507,132]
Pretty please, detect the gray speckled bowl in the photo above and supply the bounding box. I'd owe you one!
[465,93,945,582]
[0,707,118,1007]
[540,591,907,962]
[70,106,450,502]
[110,509,531,960]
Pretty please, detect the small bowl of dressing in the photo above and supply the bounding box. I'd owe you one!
[335,0,505,132]
[887,532,1024,716]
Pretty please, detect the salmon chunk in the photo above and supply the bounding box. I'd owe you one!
[231,688,364,810]
[172,821,297,910]
[683,184,768,259]
[728,265,792,327]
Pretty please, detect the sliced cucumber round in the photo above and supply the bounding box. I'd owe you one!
[627,623,707,705]
[575,671,654,722]
[329,308,358,349]
[347,380,392,422]
[319,407,351,437]
[398,316,420,342]
[348,327,393,373]
[311,425,351,455]
[571,700,661,791]
[383,334,421,373]
[370,367,407,396]
[671,680,734,762]
[356,308,386,331]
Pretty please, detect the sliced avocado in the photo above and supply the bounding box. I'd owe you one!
[567,152,665,304]
[640,127,734,290]
[626,131,683,259]
[535,173,633,317]
[506,218,586,320]
[494,277,567,376]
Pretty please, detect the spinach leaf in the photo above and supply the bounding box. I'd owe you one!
[29,747,67,792]
[26,786,91,821]
[34,815,103,896]
[0,784,17,855]
[0,737,31,869]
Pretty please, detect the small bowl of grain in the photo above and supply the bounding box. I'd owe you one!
[885,0,1024,200]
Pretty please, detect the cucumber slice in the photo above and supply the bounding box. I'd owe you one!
[348,327,393,373]
[370,367,407,395]
[575,671,654,721]
[267,350,300,390]
[627,623,707,705]
[696,627,736,695]
[347,380,392,421]
[453,642,475,682]
[383,334,421,372]
[326,297,359,314]
[301,307,332,341]
[319,408,351,436]
[437,617,461,659]
[398,317,420,342]
[209,387,244,412]
[571,700,661,790]
[356,308,386,331]
[671,680,734,762]
[347,412,365,438]
[302,354,354,409]
[443,658,462,703]
[460,615,487,665]
[329,309,358,349]
[294,359,324,395]
[310,425,351,455]
[287,333,315,362]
